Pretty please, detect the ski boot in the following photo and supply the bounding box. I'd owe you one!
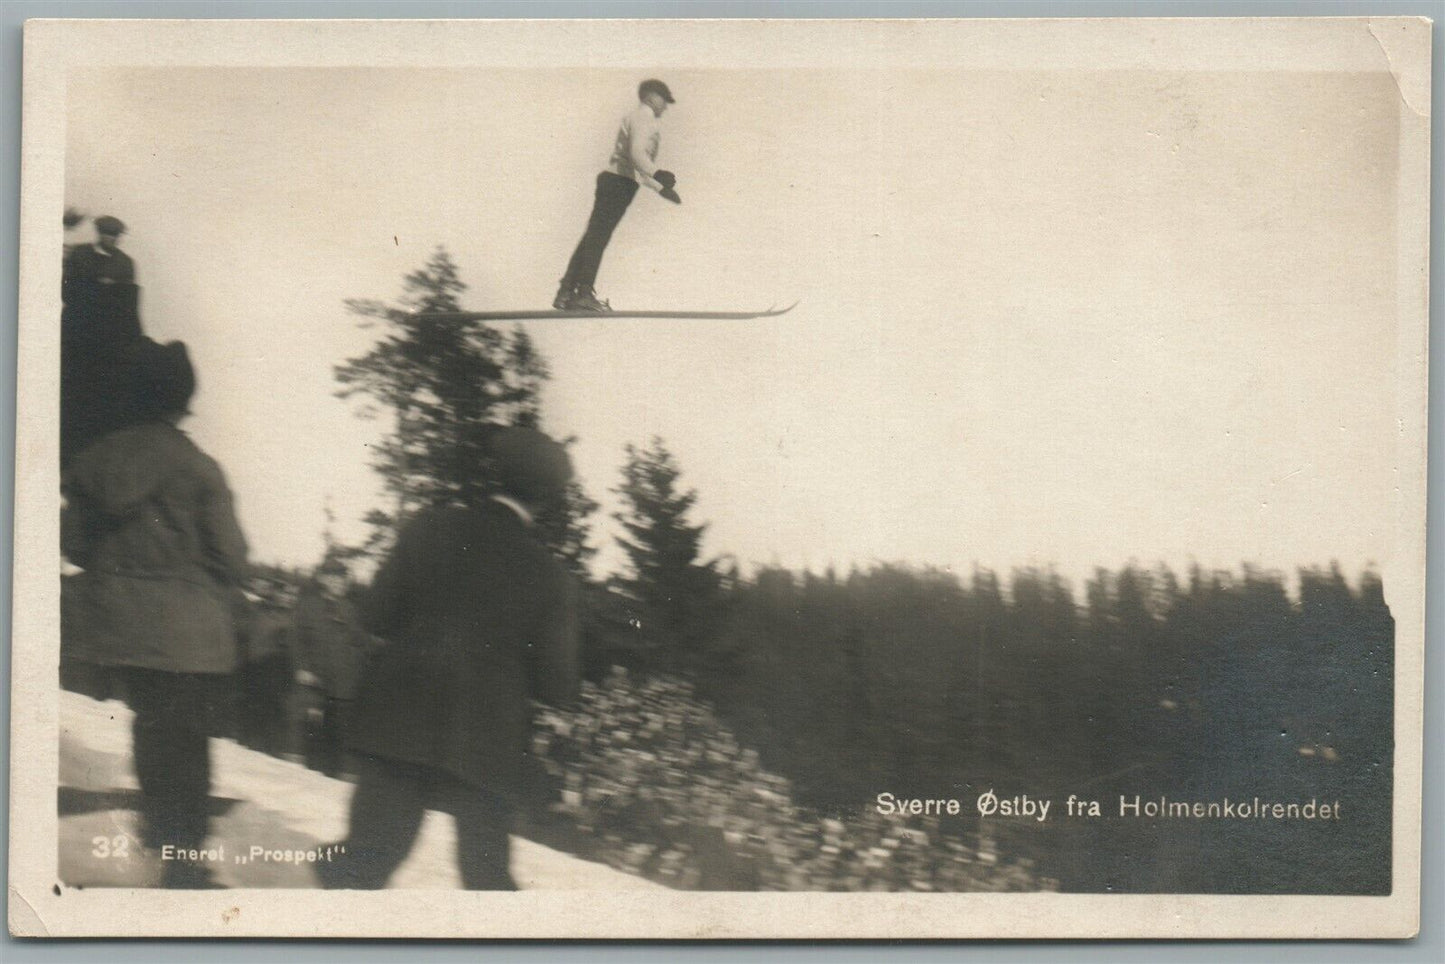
[553,280,575,311]
[567,285,612,313]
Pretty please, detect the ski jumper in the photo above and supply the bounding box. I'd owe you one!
[559,103,667,297]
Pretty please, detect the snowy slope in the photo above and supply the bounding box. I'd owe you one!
[58,690,664,890]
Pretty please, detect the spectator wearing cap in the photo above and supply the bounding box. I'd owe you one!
[291,555,376,777]
[60,339,249,889]
[60,214,145,464]
[63,215,136,287]
[554,79,680,313]
[234,578,299,758]
[320,426,581,890]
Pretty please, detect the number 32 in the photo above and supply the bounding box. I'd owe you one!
[91,835,130,859]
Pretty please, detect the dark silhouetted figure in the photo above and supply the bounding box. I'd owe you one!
[64,215,136,286]
[235,579,298,757]
[61,215,145,466]
[292,557,374,778]
[318,427,580,890]
[61,340,249,889]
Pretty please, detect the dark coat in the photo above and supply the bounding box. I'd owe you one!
[59,281,144,466]
[63,244,136,286]
[347,502,580,797]
[61,422,249,674]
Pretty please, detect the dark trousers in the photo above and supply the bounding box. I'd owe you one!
[560,171,639,291]
[237,652,294,756]
[121,668,222,851]
[304,696,351,778]
[320,755,517,890]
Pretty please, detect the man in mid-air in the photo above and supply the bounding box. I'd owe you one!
[555,79,681,312]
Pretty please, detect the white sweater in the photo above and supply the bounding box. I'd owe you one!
[606,104,664,191]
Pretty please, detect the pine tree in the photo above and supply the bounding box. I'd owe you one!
[333,246,593,568]
[612,437,722,670]
[536,477,601,581]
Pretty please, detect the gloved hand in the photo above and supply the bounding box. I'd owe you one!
[660,187,682,205]
[653,169,677,190]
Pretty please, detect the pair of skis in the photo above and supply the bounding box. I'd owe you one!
[413,302,797,322]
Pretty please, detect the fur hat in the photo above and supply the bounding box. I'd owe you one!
[491,426,573,503]
[124,338,195,418]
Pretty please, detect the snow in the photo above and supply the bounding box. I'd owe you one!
[58,690,664,891]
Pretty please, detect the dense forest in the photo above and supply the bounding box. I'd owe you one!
[582,558,1393,893]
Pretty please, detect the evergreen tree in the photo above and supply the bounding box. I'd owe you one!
[612,437,723,670]
[536,478,601,581]
[333,246,593,567]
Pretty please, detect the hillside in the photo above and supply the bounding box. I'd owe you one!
[58,690,664,891]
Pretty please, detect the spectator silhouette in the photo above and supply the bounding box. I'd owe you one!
[235,578,299,757]
[64,215,136,287]
[292,557,374,778]
[61,340,249,889]
[319,427,581,890]
[60,214,145,465]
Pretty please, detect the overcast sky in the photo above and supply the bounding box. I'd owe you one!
[64,66,1402,588]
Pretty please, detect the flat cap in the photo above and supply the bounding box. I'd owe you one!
[93,215,126,236]
[638,79,675,104]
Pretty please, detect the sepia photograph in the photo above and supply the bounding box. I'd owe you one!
[11,16,1428,938]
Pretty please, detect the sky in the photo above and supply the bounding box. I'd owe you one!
[64,66,1404,589]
